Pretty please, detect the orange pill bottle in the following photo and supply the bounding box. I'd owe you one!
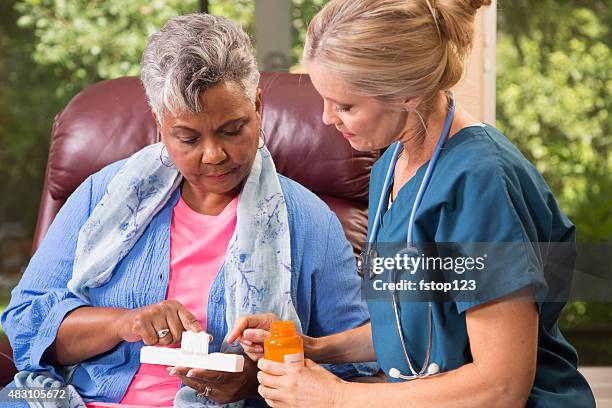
[264,321,304,364]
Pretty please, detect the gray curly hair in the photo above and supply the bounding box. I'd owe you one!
[141,13,260,124]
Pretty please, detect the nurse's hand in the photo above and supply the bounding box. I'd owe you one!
[257,358,347,408]
[169,356,260,404]
[227,313,278,361]
[227,314,321,362]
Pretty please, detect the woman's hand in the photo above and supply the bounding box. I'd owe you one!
[169,356,260,404]
[226,313,278,361]
[227,313,322,362]
[257,358,347,408]
[114,300,204,346]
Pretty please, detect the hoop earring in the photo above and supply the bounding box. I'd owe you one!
[258,127,267,149]
[159,144,174,167]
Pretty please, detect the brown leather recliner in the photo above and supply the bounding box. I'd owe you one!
[0,72,379,385]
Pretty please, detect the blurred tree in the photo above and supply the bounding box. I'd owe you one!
[209,0,254,35]
[497,0,611,334]
[290,0,327,64]
[497,0,611,243]
[13,0,200,99]
[0,0,65,232]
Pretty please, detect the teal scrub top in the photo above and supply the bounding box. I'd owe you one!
[366,125,595,407]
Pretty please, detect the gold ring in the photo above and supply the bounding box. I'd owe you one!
[157,329,170,338]
[196,386,212,398]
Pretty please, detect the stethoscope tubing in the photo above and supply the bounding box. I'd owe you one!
[367,93,455,380]
[407,96,456,244]
[367,142,402,243]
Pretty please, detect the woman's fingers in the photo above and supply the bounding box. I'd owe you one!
[234,327,268,362]
[169,367,227,385]
[168,367,226,384]
[257,358,289,376]
[226,316,250,343]
[185,368,227,383]
[242,342,264,362]
[258,384,285,402]
[227,313,278,343]
[176,304,204,333]
[241,329,268,360]
[159,300,190,344]
[257,370,284,389]
[242,341,264,362]
[168,366,189,376]
[244,348,264,356]
[241,343,264,354]
[166,312,185,344]
[151,303,177,345]
[141,320,162,345]
[227,315,261,343]
[120,300,204,345]
[243,328,270,344]
[245,352,264,362]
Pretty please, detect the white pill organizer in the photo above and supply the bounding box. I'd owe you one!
[140,331,244,372]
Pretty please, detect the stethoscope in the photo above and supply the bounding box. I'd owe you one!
[357,92,455,381]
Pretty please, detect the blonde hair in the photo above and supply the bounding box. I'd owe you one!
[304,0,491,109]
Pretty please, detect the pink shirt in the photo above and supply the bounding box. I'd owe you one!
[86,195,238,408]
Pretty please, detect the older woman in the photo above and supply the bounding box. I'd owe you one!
[0,13,373,408]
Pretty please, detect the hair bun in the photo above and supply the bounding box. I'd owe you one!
[469,0,492,10]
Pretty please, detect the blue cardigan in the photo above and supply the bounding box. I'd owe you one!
[1,160,374,403]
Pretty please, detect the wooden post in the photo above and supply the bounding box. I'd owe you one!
[254,0,292,71]
[454,0,497,124]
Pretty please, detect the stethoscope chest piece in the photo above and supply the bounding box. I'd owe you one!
[396,245,419,258]
[357,246,378,280]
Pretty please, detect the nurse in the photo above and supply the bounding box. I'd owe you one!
[228,0,596,406]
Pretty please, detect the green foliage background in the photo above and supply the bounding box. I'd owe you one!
[0,0,610,349]
[496,1,612,332]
